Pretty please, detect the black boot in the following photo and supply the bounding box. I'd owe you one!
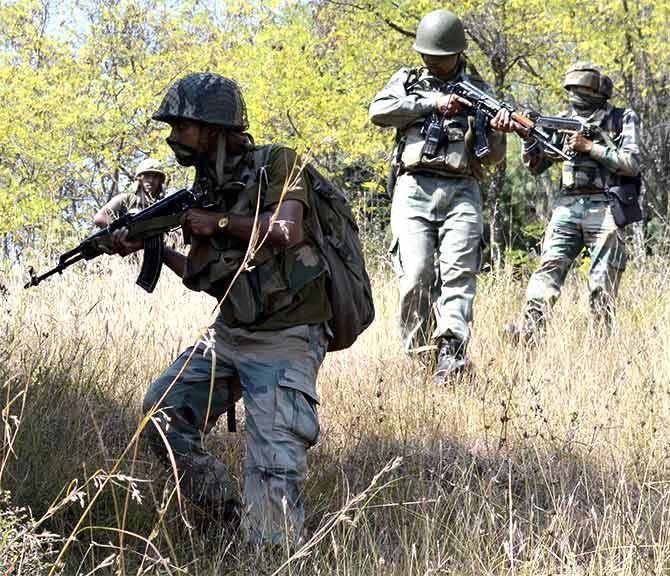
[432,338,469,384]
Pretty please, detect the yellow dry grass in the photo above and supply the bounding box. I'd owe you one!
[2,251,670,575]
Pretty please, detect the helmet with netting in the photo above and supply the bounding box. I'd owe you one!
[412,9,467,56]
[152,72,249,130]
[563,62,613,99]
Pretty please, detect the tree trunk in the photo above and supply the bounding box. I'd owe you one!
[489,160,506,269]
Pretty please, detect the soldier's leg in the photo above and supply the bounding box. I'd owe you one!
[433,178,483,345]
[142,342,240,512]
[524,197,585,328]
[231,324,327,546]
[390,173,438,352]
[583,198,627,324]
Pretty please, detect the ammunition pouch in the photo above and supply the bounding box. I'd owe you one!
[401,113,470,175]
[607,175,642,228]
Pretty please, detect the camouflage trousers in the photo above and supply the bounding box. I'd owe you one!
[525,194,627,322]
[142,318,328,545]
[390,172,483,351]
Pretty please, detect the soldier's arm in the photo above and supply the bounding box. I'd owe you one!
[369,68,437,128]
[94,194,129,227]
[590,109,641,177]
[179,202,304,248]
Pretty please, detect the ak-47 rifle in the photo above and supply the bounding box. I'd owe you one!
[442,80,571,161]
[532,115,601,151]
[25,186,209,291]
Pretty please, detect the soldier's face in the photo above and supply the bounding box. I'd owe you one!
[138,172,165,199]
[422,53,460,79]
[168,120,204,151]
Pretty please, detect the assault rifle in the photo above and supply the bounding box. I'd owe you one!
[533,115,600,142]
[25,186,209,291]
[444,80,571,161]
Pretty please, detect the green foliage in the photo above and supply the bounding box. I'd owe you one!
[1,0,669,258]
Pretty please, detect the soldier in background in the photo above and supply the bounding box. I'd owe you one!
[369,9,511,383]
[94,158,166,227]
[506,62,641,341]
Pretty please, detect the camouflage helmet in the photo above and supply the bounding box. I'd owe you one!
[152,72,249,131]
[135,158,165,179]
[412,9,467,56]
[563,62,613,99]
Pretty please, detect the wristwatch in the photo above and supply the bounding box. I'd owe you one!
[217,215,230,231]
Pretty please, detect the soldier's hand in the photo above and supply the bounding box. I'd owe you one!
[436,94,471,117]
[566,131,593,153]
[490,109,515,133]
[110,228,144,257]
[180,209,219,238]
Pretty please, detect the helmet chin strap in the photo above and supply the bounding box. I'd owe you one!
[215,132,227,186]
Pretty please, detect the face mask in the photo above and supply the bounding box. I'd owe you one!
[166,138,199,167]
[568,89,607,114]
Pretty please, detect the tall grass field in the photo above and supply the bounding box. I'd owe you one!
[2,250,670,575]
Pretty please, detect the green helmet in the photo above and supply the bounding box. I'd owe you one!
[152,72,249,130]
[412,9,466,56]
[563,62,613,99]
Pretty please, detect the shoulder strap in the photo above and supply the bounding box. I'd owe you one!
[611,107,625,137]
[403,67,422,91]
[245,144,275,208]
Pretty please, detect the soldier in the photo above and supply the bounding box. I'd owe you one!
[507,62,641,340]
[94,158,166,227]
[110,72,332,545]
[369,9,510,383]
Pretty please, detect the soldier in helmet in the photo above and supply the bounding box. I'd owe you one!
[94,158,166,227]
[369,9,512,383]
[110,73,332,545]
[506,62,641,340]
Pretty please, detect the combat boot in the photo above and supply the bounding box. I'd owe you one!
[432,338,469,384]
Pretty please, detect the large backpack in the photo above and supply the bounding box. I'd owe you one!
[254,145,375,352]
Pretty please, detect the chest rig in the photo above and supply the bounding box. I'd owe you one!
[561,105,623,194]
[399,67,475,176]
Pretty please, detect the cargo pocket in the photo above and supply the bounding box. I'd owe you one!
[389,237,404,278]
[273,384,320,447]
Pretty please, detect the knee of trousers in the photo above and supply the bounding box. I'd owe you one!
[141,374,180,460]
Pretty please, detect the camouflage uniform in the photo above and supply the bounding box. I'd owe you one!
[521,72,641,328]
[369,62,505,355]
[144,73,331,545]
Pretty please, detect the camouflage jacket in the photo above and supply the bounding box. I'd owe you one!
[182,145,332,331]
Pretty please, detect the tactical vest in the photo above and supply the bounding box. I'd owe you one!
[182,148,327,328]
[561,105,624,193]
[181,146,375,350]
[398,67,482,177]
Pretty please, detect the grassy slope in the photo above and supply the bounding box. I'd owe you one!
[2,253,670,575]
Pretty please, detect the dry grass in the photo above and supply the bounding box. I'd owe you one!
[2,250,670,575]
